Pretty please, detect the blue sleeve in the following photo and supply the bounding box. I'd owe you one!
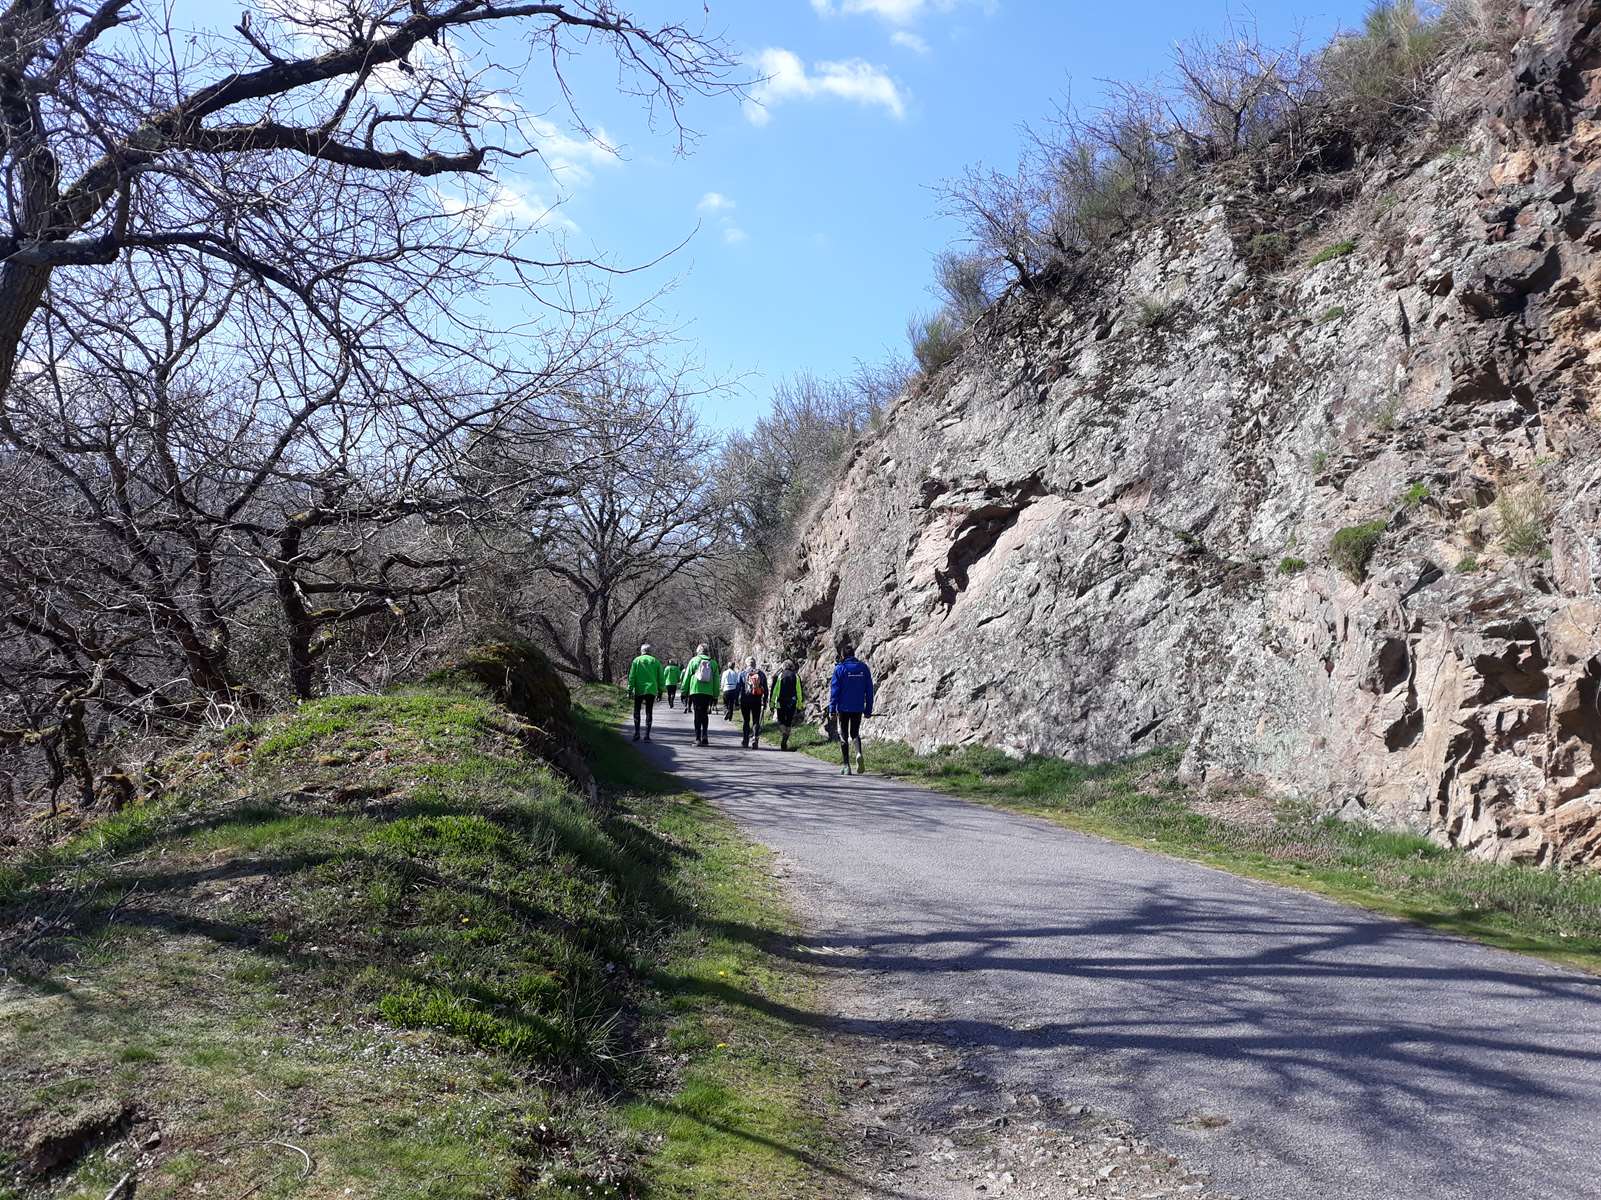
[864,665,875,715]
[829,663,841,711]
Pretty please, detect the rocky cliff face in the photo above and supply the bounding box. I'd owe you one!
[753,0,1601,864]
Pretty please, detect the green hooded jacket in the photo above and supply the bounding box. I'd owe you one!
[768,669,805,714]
[664,663,683,687]
[681,654,721,697]
[628,654,666,697]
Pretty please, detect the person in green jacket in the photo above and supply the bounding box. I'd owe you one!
[627,643,666,742]
[769,660,806,751]
[663,661,683,709]
[680,643,720,747]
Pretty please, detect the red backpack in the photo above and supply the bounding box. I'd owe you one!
[745,669,767,698]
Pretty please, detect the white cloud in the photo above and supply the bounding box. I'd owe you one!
[745,48,906,125]
[698,191,736,213]
[696,192,747,245]
[722,225,750,245]
[811,0,983,25]
[890,30,931,53]
[435,180,578,235]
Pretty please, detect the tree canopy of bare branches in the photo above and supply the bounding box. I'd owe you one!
[0,1,741,810]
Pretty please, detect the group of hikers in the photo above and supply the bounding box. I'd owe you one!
[626,642,876,775]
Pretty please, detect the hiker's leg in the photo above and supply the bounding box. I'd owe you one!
[632,694,643,738]
[643,694,654,736]
[839,718,851,767]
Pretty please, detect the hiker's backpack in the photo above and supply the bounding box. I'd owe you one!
[746,669,767,698]
[777,670,798,707]
[696,658,715,684]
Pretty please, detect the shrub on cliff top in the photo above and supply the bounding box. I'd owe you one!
[1330,519,1388,582]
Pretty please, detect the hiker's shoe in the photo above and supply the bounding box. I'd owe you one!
[840,765,851,775]
[632,732,640,742]
[856,753,865,773]
[643,732,651,742]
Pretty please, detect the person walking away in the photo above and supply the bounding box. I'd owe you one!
[626,643,666,742]
[738,657,769,749]
[829,644,875,775]
[681,644,720,746]
[770,660,805,751]
[664,660,683,709]
[721,664,741,721]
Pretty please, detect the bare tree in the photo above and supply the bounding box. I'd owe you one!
[0,1,740,400]
[523,366,727,683]
[0,2,741,806]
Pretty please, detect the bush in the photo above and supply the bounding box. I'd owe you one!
[1330,519,1388,582]
[1278,556,1309,576]
[907,309,963,376]
[1247,232,1291,269]
[1496,485,1551,559]
[934,249,998,322]
[1401,481,1429,507]
[1455,552,1480,573]
[1133,296,1172,328]
[1308,239,1357,266]
[1310,449,1330,472]
[1319,305,1348,322]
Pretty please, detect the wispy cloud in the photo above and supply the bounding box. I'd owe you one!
[890,30,931,54]
[810,0,988,25]
[744,48,906,125]
[697,192,748,247]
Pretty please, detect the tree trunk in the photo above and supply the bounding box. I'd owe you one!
[274,525,317,699]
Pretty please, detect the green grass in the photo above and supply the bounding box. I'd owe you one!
[1400,481,1430,507]
[1330,519,1388,582]
[1318,304,1348,322]
[2,679,843,1200]
[785,737,1601,974]
[1308,239,1357,266]
[1277,556,1309,576]
[573,686,841,1199]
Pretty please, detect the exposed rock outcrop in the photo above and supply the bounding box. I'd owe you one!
[754,0,1601,864]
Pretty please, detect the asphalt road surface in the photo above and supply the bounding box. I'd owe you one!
[633,700,1601,1200]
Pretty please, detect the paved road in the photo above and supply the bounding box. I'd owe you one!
[634,702,1601,1200]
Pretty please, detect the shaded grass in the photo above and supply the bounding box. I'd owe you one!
[574,685,843,1200]
[2,680,845,1199]
[788,731,1601,973]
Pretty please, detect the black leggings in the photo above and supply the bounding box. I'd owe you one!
[837,711,862,742]
[632,693,654,733]
[666,685,678,707]
[689,694,712,740]
[740,696,764,744]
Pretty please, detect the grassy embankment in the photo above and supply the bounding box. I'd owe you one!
[789,727,1601,973]
[0,676,841,1200]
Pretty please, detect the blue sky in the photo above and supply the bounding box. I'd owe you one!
[522,0,1378,429]
[192,1,1376,430]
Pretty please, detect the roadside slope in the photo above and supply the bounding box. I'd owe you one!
[0,672,844,1200]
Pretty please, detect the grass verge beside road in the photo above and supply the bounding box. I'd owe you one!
[0,678,842,1200]
[789,729,1601,973]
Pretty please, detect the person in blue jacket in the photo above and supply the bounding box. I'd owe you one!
[828,643,874,776]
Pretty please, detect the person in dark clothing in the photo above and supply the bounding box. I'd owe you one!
[737,656,768,749]
[828,644,875,775]
[770,660,805,751]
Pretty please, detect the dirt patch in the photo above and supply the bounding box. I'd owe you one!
[818,962,1237,1199]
